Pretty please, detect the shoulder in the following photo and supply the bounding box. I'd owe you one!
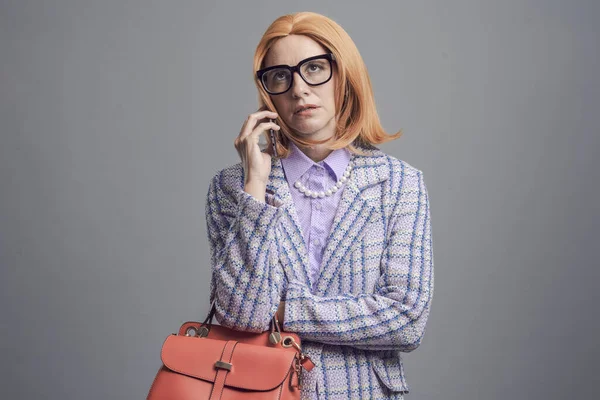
[383,152,423,180]
[359,148,430,226]
[353,144,424,191]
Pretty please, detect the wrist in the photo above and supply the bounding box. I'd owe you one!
[244,178,267,188]
[244,180,267,203]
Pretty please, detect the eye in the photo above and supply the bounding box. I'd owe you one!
[272,70,289,81]
[306,62,323,72]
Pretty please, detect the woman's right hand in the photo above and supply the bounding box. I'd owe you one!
[234,109,280,200]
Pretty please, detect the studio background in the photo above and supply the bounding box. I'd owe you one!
[1,1,598,399]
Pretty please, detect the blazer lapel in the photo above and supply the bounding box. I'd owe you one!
[265,157,313,287]
[313,147,390,295]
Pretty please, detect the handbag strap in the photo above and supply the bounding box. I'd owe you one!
[199,300,281,336]
[201,299,218,326]
[208,340,238,400]
[195,300,315,373]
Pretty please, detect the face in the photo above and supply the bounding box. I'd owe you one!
[262,35,337,142]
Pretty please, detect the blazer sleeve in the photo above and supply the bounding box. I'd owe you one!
[205,170,285,333]
[282,170,434,351]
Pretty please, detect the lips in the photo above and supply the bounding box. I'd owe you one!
[294,104,320,114]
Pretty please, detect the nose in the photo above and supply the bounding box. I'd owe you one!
[290,71,310,98]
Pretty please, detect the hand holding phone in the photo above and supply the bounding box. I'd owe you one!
[235,109,279,199]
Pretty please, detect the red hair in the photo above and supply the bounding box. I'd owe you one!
[253,11,403,158]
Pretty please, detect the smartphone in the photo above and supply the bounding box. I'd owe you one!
[269,118,279,157]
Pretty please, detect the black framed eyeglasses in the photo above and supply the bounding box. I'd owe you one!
[256,53,336,95]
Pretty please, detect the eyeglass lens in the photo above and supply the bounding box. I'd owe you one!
[262,58,331,94]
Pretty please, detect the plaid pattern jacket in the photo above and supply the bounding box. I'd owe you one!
[205,145,434,399]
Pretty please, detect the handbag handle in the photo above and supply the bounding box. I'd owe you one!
[193,300,282,341]
[187,300,316,372]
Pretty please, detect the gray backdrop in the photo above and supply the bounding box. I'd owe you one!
[1,0,598,399]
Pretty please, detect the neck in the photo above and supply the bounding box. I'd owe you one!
[297,143,333,163]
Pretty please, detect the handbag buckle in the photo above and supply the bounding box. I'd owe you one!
[215,361,232,371]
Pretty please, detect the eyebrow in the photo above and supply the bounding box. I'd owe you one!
[265,55,326,68]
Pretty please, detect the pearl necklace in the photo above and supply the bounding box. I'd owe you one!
[293,161,353,198]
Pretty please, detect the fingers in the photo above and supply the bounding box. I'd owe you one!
[234,110,279,184]
[234,122,280,156]
[235,110,280,152]
[240,110,278,138]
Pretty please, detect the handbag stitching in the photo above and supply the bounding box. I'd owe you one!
[217,341,238,400]
[208,342,231,399]
[163,358,297,391]
[151,320,304,398]
[160,336,298,391]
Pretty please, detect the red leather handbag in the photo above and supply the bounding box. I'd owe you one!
[147,302,315,399]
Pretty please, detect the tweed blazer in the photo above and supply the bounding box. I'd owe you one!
[205,144,434,399]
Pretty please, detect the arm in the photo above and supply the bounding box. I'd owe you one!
[206,170,285,332]
[283,170,434,351]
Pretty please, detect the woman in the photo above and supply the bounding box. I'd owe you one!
[205,11,434,400]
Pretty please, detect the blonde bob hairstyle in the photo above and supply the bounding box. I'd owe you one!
[253,11,402,158]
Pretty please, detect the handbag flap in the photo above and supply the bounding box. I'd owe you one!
[160,335,297,391]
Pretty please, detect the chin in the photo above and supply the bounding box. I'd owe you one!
[287,112,335,136]
[291,127,324,138]
[290,119,325,133]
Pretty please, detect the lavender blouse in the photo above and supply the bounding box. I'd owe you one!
[280,141,352,290]
[280,142,352,398]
